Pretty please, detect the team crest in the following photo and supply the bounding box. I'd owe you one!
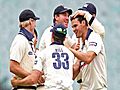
[34,60,38,65]
[28,51,33,55]
[89,42,97,46]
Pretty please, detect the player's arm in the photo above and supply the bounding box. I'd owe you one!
[69,48,96,64]
[84,12,105,39]
[10,60,30,78]
[10,38,30,78]
[73,60,81,80]
[11,70,42,87]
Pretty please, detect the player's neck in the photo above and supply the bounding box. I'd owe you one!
[25,26,34,35]
[82,29,87,43]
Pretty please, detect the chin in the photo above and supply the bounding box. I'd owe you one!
[64,23,68,28]
[64,25,68,28]
[76,35,81,38]
[76,35,79,38]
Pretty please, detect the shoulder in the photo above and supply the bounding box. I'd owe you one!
[89,31,101,40]
[43,26,53,33]
[62,46,74,55]
[41,26,53,38]
[12,34,27,44]
[88,31,103,45]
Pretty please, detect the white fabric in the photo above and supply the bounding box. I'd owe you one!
[39,26,75,51]
[34,45,74,90]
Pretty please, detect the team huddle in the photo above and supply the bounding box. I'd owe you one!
[10,3,107,90]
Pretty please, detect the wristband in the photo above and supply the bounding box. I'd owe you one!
[89,16,95,26]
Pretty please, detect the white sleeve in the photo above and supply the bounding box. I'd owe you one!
[84,11,105,39]
[91,18,105,39]
[10,36,26,63]
[87,33,102,55]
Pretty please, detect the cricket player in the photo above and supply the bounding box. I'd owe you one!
[71,3,106,83]
[10,9,42,90]
[11,24,80,90]
[69,15,107,90]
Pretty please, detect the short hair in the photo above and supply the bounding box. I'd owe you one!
[52,33,65,44]
[70,15,88,26]
[53,14,59,23]
[19,20,30,28]
[51,24,67,44]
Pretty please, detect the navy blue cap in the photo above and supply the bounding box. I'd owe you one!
[78,3,96,15]
[51,24,67,37]
[19,9,40,22]
[54,5,72,16]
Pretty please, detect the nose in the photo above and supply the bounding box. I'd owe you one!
[65,16,69,22]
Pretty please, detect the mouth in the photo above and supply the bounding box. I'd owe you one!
[64,21,68,25]
[64,22,68,28]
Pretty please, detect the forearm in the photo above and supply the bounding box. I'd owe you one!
[69,48,95,64]
[15,76,37,86]
[73,60,81,80]
[10,60,30,78]
[12,70,41,86]
[13,68,30,78]
[91,18,105,39]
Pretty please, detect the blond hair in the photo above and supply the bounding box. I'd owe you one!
[19,20,30,28]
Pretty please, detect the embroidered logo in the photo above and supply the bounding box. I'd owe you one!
[34,60,38,65]
[89,42,97,46]
[28,51,33,55]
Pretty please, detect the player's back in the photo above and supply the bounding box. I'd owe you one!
[41,44,74,88]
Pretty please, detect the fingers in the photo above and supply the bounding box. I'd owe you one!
[41,71,44,75]
[78,38,80,44]
[73,38,80,51]
[11,78,17,87]
[37,75,45,85]
[71,10,88,19]
[74,10,85,18]
[74,44,80,51]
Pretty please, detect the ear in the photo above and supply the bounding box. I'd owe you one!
[51,32,54,42]
[81,20,86,25]
[54,14,59,21]
[29,18,33,25]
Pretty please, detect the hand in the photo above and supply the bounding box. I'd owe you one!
[37,75,45,85]
[37,71,45,85]
[71,10,88,19]
[74,38,80,51]
[79,61,86,68]
[74,43,80,51]
[11,76,18,87]
[74,10,85,17]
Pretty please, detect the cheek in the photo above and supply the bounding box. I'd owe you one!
[35,22,37,26]
[77,27,82,34]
